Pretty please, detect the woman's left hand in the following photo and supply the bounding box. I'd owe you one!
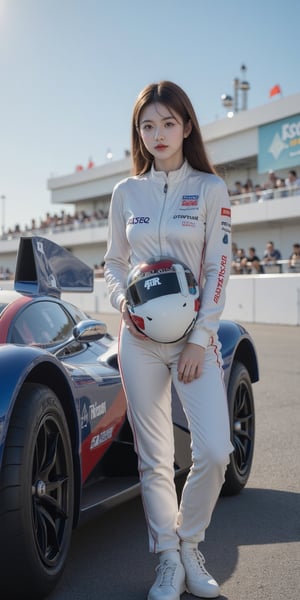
[177,343,205,384]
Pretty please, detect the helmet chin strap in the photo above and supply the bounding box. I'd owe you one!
[173,263,189,296]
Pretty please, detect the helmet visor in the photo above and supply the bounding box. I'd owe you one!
[127,271,181,306]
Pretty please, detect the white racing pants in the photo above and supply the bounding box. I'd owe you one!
[119,325,233,553]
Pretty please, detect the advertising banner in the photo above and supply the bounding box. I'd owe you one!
[258,113,300,173]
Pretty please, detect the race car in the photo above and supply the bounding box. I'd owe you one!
[0,236,259,600]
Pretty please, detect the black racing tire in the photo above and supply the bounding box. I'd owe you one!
[0,383,74,600]
[221,360,255,496]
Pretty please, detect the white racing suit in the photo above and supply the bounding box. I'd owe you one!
[104,160,233,552]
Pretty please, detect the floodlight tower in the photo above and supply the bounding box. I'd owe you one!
[221,64,250,117]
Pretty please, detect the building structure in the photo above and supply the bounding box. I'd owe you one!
[1,92,300,272]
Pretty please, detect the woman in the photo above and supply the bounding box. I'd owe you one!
[104,81,233,600]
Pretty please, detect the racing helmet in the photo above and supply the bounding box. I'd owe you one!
[126,256,200,343]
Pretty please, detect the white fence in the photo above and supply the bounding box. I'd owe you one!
[2,274,299,326]
[63,274,300,327]
[222,274,300,325]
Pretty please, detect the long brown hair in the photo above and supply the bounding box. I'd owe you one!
[131,80,216,176]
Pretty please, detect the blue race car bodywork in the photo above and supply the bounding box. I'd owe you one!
[0,236,259,600]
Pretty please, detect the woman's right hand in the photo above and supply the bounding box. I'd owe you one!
[120,299,148,340]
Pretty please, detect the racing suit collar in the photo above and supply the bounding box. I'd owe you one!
[150,159,192,185]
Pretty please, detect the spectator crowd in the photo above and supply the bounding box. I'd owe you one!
[1,175,300,278]
[231,241,300,274]
[229,169,300,204]
[2,169,300,240]
[3,208,109,240]
[0,209,109,278]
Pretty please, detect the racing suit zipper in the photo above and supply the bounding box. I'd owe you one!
[158,182,168,255]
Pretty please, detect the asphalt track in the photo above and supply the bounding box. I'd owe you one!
[48,323,300,600]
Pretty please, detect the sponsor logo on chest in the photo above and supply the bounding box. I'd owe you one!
[181,195,199,207]
[128,216,150,225]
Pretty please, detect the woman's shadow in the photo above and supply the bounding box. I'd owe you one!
[201,486,300,589]
[49,486,300,600]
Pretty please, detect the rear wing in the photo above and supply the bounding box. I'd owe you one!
[14,236,93,298]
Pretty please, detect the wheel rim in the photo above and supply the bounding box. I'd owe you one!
[31,414,71,567]
[232,380,254,476]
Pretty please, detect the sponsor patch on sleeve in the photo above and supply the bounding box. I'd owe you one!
[221,207,231,217]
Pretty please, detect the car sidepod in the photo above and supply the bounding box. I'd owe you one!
[0,344,80,600]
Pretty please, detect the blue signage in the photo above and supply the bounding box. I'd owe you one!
[258,113,300,173]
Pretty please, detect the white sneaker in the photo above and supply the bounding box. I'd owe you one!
[148,558,186,600]
[180,544,220,598]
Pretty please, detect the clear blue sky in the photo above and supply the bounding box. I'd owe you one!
[1,0,299,231]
